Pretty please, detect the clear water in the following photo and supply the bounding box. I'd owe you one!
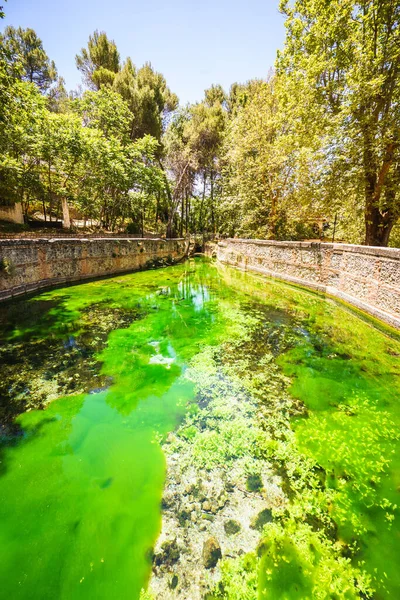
[0,257,399,599]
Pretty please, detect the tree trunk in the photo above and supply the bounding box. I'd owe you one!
[363,146,396,246]
[186,195,189,234]
[62,198,71,229]
[48,162,52,221]
[210,171,215,234]
[166,214,174,239]
[365,197,395,246]
[362,117,397,246]
[155,191,160,229]
[199,172,206,233]
[159,158,175,239]
[180,195,184,237]
[269,197,277,240]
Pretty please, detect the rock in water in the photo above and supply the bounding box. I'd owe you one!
[224,519,241,535]
[251,508,273,531]
[153,539,180,568]
[202,537,222,569]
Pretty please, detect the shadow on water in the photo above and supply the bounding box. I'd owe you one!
[0,297,145,425]
[0,296,78,342]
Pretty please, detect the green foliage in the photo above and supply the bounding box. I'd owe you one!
[212,553,259,599]
[114,61,178,142]
[1,25,57,92]
[0,30,166,231]
[276,0,400,246]
[75,30,120,90]
[2,7,399,243]
[0,75,48,205]
[72,87,132,143]
[162,87,227,235]
[47,76,69,113]
[220,77,312,239]
[0,26,177,235]
[204,2,400,246]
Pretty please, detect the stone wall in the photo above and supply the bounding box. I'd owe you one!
[208,239,400,330]
[0,237,187,301]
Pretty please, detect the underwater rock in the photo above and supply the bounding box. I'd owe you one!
[251,508,273,531]
[224,519,241,535]
[178,509,191,526]
[154,539,180,568]
[202,537,222,569]
[161,490,176,509]
[168,574,179,589]
[246,473,263,492]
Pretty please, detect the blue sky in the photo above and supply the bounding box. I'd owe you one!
[1,0,286,104]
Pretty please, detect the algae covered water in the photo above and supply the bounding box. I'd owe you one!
[0,258,399,599]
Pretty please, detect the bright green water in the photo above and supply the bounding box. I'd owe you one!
[0,258,399,599]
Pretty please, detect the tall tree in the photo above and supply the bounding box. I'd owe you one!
[163,108,196,237]
[185,89,227,232]
[278,0,400,246]
[0,75,47,210]
[1,26,57,92]
[72,87,132,144]
[47,76,69,113]
[114,60,178,142]
[75,30,120,90]
[222,79,284,238]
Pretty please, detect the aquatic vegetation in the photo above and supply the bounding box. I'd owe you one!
[211,553,260,599]
[0,258,399,598]
[155,329,371,598]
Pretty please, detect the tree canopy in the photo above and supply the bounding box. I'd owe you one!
[0,3,399,245]
[75,30,120,90]
[277,0,400,246]
[1,26,57,92]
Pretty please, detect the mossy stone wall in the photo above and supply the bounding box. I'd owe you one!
[0,237,187,301]
[208,239,400,330]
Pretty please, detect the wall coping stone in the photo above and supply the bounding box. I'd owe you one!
[0,237,185,245]
[221,238,400,260]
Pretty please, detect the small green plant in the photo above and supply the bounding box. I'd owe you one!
[0,257,15,276]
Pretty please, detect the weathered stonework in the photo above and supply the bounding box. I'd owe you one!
[207,239,400,330]
[0,237,187,301]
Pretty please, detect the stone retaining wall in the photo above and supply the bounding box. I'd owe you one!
[208,239,400,330]
[0,237,187,301]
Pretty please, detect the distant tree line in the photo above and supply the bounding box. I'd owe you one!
[0,0,399,245]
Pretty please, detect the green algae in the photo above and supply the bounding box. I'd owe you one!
[0,259,227,599]
[278,308,400,598]
[0,258,400,599]
[214,265,400,599]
